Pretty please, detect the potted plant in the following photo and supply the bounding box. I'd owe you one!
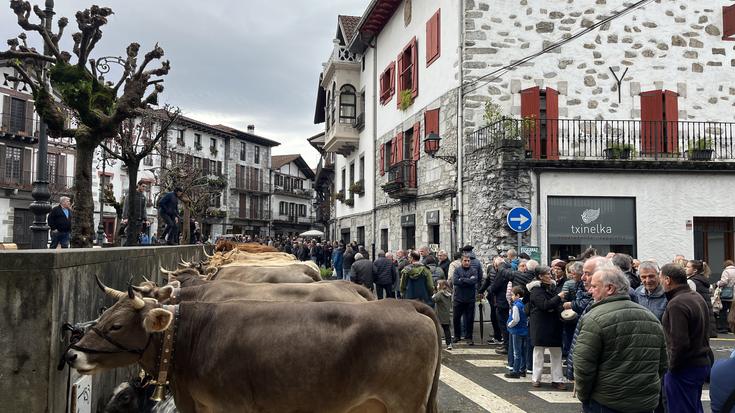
[335,190,345,202]
[398,89,414,111]
[349,180,364,196]
[210,146,218,156]
[604,142,635,160]
[194,141,203,151]
[344,197,354,207]
[687,137,713,161]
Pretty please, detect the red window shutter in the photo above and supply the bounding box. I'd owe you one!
[724,5,735,40]
[640,90,664,154]
[427,10,441,67]
[396,52,404,109]
[520,86,541,159]
[545,88,559,160]
[424,108,440,136]
[411,37,419,98]
[412,122,421,161]
[395,132,404,163]
[663,90,679,153]
[379,71,386,104]
[389,61,396,97]
[426,15,434,63]
[379,144,385,176]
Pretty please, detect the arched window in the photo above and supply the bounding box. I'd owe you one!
[339,85,356,124]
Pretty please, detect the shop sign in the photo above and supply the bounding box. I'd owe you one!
[401,214,415,227]
[519,246,541,262]
[547,197,636,243]
[426,210,440,225]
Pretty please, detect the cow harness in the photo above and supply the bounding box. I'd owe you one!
[150,304,180,401]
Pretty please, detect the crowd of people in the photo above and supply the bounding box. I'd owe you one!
[277,240,735,413]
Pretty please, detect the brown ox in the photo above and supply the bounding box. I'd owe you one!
[207,262,321,282]
[136,279,374,304]
[213,240,279,253]
[65,286,440,413]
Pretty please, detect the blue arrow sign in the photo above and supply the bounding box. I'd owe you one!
[507,207,532,233]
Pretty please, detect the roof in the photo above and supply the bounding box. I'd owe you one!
[211,124,281,147]
[338,15,361,45]
[307,132,325,154]
[271,154,316,180]
[348,0,402,53]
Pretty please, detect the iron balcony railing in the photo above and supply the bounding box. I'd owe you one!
[234,178,269,193]
[383,160,417,192]
[0,171,73,192]
[0,112,40,138]
[469,117,735,161]
[237,209,271,221]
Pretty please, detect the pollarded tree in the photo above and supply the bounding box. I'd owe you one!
[101,107,180,245]
[0,2,170,247]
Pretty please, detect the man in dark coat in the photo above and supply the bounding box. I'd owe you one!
[527,266,566,389]
[158,187,182,245]
[351,253,374,291]
[342,246,356,281]
[48,196,72,248]
[480,257,513,354]
[661,263,713,413]
[372,250,397,299]
[452,254,479,345]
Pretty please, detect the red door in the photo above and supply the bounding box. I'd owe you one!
[520,87,541,159]
[545,87,559,160]
[663,90,679,153]
[640,90,664,154]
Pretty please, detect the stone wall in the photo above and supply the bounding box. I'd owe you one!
[0,245,204,413]
[462,0,735,137]
[335,211,374,250]
[462,141,533,260]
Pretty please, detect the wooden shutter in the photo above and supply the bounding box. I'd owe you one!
[217,161,222,176]
[412,122,421,161]
[1,96,10,132]
[235,165,241,187]
[0,145,6,180]
[411,37,419,98]
[22,148,32,184]
[424,108,440,136]
[379,71,386,104]
[427,10,441,66]
[545,88,559,160]
[640,90,664,154]
[663,90,679,153]
[520,86,541,159]
[395,132,404,163]
[59,154,67,181]
[24,100,33,136]
[426,14,434,63]
[379,144,385,176]
[724,4,735,40]
[389,62,395,98]
[396,51,404,109]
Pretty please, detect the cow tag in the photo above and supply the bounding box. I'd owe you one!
[143,308,173,332]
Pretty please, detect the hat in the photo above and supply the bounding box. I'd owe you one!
[461,245,474,252]
[551,259,566,268]
[561,309,578,321]
[354,253,364,260]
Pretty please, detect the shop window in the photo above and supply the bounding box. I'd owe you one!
[426,9,441,66]
[640,90,679,154]
[379,62,396,104]
[520,86,559,160]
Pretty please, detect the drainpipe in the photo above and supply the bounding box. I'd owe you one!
[456,0,465,250]
[535,170,542,261]
[371,38,378,258]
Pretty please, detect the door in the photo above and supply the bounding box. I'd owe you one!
[545,88,559,160]
[693,217,734,283]
[402,226,415,251]
[12,208,34,249]
[102,216,116,243]
[520,86,541,159]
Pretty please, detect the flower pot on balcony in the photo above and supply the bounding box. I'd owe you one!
[349,180,365,196]
[344,198,354,207]
[603,148,631,160]
[688,149,713,161]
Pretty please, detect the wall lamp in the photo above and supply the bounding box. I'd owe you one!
[423,132,457,164]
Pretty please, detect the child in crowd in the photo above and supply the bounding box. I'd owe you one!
[506,286,529,378]
[432,280,453,350]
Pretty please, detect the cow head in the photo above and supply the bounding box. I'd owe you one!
[64,276,173,375]
[160,267,206,287]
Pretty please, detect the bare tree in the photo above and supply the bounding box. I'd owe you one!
[1,2,171,247]
[101,107,179,245]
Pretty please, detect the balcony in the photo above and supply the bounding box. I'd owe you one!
[0,112,40,142]
[0,171,73,194]
[381,160,417,200]
[234,178,269,193]
[322,41,360,82]
[273,214,315,225]
[469,117,735,164]
[324,117,360,156]
[237,209,271,221]
[273,186,313,199]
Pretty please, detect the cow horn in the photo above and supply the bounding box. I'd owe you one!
[95,275,126,300]
[160,266,175,275]
[202,245,212,258]
[180,257,190,266]
[141,274,151,283]
[128,285,146,309]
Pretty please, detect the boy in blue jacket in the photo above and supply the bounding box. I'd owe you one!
[506,286,529,378]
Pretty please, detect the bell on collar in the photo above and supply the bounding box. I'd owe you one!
[151,384,166,402]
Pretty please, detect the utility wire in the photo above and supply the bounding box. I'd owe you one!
[461,0,655,97]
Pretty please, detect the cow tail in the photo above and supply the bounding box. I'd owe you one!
[410,301,441,413]
[356,285,377,301]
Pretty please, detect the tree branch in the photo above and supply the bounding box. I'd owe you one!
[100,140,125,162]
[5,61,38,94]
[0,49,56,63]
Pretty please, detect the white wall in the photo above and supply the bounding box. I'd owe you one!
[537,171,735,264]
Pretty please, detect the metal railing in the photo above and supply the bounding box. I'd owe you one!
[0,112,40,137]
[273,186,313,198]
[234,178,268,192]
[386,160,417,188]
[237,209,271,221]
[275,214,315,224]
[0,171,74,192]
[468,117,735,161]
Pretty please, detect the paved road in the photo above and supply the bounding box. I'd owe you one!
[437,331,734,412]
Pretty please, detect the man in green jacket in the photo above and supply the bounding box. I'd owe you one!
[574,267,667,413]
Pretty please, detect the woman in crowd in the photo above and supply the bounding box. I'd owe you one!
[527,265,567,390]
[686,259,718,338]
[716,260,735,334]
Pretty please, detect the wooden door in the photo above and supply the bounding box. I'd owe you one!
[520,86,541,159]
[545,87,559,160]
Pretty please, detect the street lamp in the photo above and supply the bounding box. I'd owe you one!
[423,132,457,164]
[96,143,107,246]
[28,0,55,249]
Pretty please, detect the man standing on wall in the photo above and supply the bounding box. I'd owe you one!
[158,187,182,245]
[48,196,72,249]
[122,180,149,246]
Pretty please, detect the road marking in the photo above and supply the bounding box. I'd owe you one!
[529,391,580,404]
[440,365,526,412]
[466,359,550,368]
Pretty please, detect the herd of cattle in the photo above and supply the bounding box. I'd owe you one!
[64,243,442,413]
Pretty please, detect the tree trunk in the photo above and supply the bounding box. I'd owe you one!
[70,141,96,248]
[124,162,140,246]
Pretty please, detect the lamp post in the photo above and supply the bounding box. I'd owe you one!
[96,143,106,246]
[423,132,457,164]
[28,0,55,249]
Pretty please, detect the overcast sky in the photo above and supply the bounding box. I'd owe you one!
[1,0,368,167]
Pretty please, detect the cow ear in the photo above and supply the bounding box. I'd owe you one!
[143,308,173,332]
[154,285,174,301]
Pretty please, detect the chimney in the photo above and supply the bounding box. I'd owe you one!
[247,124,255,134]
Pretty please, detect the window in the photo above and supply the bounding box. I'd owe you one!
[330,83,336,128]
[339,85,357,124]
[143,154,153,166]
[379,62,396,104]
[341,168,346,193]
[357,226,365,246]
[299,204,306,217]
[279,201,287,215]
[5,146,22,181]
[209,193,221,208]
[275,174,282,187]
[349,162,355,186]
[176,130,184,146]
[194,133,202,148]
[9,98,26,134]
[210,138,217,151]
[47,153,58,184]
[325,91,331,130]
[240,142,246,161]
[724,4,735,41]
[380,228,389,252]
[397,37,419,100]
[254,146,260,164]
[359,156,365,182]
[426,9,441,66]
[193,156,202,171]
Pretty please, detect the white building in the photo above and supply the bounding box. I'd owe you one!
[270,154,317,238]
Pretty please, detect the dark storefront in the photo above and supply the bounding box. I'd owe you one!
[547,196,637,260]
